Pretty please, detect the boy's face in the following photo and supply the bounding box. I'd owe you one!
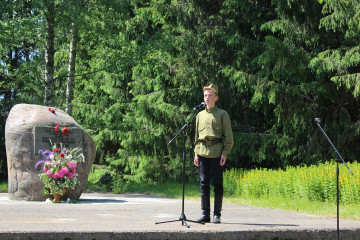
[203,89,218,108]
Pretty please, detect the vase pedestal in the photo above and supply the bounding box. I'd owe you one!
[52,188,67,202]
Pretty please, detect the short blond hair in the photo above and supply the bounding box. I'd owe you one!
[203,83,218,96]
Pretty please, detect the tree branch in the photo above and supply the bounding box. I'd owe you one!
[53,68,107,81]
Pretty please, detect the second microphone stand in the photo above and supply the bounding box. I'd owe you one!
[155,109,204,228]
[315,118,353,240]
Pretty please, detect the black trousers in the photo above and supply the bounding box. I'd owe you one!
[199,156,223,196]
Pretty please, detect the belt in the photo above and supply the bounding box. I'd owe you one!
[202,139,223,146]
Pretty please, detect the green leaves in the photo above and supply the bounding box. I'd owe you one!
[2,0,360,184]
[331,73,360,97]
[320,0,360,38]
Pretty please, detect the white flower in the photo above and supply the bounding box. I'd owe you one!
[50,155,55,160]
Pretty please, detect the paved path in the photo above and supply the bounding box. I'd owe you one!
[0,193,359,239]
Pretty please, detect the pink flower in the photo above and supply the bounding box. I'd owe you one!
[45,161,51,166]
[67,172,74,179]
[61,167,69,175]
[72,168,76,174]
[52,172,59,179]
[43,166,48,172]
[46,170,52,176]
[57,170,65,178]
[67,161,77,169]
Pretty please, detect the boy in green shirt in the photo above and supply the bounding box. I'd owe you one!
[194,83,234,223]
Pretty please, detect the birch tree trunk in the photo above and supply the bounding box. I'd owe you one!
[44,0,55,106]
[66,22,78,115]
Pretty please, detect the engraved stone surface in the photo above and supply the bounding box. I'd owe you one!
[5,103,96,201]
[33,127,83,154]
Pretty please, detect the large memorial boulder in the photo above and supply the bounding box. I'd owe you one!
[5,103,96,201]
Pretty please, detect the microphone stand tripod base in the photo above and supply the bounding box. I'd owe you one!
[155,213,205,228]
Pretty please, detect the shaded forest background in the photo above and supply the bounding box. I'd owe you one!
[1,0,360,183]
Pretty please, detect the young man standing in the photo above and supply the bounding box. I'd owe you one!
[194,83,234,223]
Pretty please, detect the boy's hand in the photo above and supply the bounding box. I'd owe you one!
[220,155,226,166]
[194,155,199,167]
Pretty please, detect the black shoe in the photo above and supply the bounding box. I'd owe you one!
[213,194,222,224]
[213,215,221,224]
[195,215,210,223]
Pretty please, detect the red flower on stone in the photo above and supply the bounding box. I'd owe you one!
[59,153,65,158]
[51,109,55,114]
[62,127,69,134]
[54,148,59,152]
[48,107,51,111]
[55,125,59,132]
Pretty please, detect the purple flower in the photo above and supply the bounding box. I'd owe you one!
[35,160,45,169]
[38,149,55,160]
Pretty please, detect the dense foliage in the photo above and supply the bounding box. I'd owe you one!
[224,161,360,204]
[1,0,360,183]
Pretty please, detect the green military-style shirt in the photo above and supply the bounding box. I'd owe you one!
[194,106,234,158]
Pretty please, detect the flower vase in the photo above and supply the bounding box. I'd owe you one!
[52,188,67,202]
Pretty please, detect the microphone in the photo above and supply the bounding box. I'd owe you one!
[193,102,206,110]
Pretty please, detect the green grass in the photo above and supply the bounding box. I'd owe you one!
[86,166,360,221]
[223,162,360,205]
[87,165,111,183]
[226,195,360,221]
[0,181,7,192]
[85,165,113,192]
[124,181,360,221]
[125,181,201,199]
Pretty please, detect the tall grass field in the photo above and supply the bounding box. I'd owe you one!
[123,161,360,220]
[223,161,360,204]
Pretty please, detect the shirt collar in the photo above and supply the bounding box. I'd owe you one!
[206,105,217,113]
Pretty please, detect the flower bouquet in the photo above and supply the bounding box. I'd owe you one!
[35,143,85,200]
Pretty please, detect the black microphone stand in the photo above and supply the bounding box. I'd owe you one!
[314,118,353,240]
[155,109,205,228]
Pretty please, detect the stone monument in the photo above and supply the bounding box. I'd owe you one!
[5,103,96,201]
